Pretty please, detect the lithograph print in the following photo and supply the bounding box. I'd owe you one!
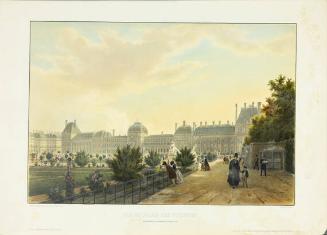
[28,22,296,205]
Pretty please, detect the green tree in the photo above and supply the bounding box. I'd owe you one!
[91,158,97,167]
[46,152,56,166]
[144,151,161,168]
[108,145,145,181]
[175,147,195,171]
[74,151,89,167]
[248,75,295,142]
[46,152,53,161]
[247,75,295,173]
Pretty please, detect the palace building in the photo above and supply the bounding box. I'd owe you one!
[29,102,261,157]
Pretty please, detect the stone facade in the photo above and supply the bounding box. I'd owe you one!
[29,102,260,157]
[29,131,61,154]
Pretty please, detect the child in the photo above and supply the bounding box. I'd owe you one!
[241,166,249,188]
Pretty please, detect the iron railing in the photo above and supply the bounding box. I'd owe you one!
[45,171,172,204]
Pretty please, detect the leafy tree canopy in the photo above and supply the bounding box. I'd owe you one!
[247,75,295,143]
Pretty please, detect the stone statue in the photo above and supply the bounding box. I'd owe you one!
[167,141,180,160]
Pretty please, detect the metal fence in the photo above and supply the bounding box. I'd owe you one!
[45,171,172,204]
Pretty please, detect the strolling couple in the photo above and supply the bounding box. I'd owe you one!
[227,153,249,188]
[163,160,184,185]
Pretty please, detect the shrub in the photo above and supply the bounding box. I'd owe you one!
[48,186,64,203]
[91,158,97,167]
[175,147,195,170]
[108,145,145,181]
[86,170,104,192]
[144,151,161,168]
[75,151,89,167]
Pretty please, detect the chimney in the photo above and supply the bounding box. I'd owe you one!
[175,123,178,131]
[205,121,207,126]
[65,120,68,126]
[252,101,254,107]
[257,102,262,113]
[227,120,230,125]
[212,121,215,125]
[112,129,115,136]
[192,122,196,131]
[235,104,238,124]
[219,120,221,125]
[200,121,202,126]
[183,120,186,126]
[244,102,247,109]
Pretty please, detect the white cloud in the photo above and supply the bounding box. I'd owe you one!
[29,23,296,132]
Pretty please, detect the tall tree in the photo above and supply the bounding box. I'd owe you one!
[246,75,295,173]
[248,75,295,142]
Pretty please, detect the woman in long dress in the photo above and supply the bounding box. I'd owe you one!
[170,161,184,184]
[227,153,240,188]
[163,161,177,184]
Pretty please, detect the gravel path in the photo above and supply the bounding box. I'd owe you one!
[140,160,294,205]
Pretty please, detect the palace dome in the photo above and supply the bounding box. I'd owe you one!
[127,122,148,135]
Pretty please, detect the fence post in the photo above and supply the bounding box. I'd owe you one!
[104,190,107,204]
[139,179,141,202]
[152,175,155,194]
[93,191,96,204]
[82,194,85,204]
[123,183,126,204]
[131,182,134,204]
[146,176,149,196]
[114,184,117,204]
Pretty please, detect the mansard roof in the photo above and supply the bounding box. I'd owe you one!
[175,125,192,135]
[236,107,259,124]
[194,124,235,136]
[62,122,81,135]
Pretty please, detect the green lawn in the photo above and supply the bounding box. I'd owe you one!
[28,167,113,196]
